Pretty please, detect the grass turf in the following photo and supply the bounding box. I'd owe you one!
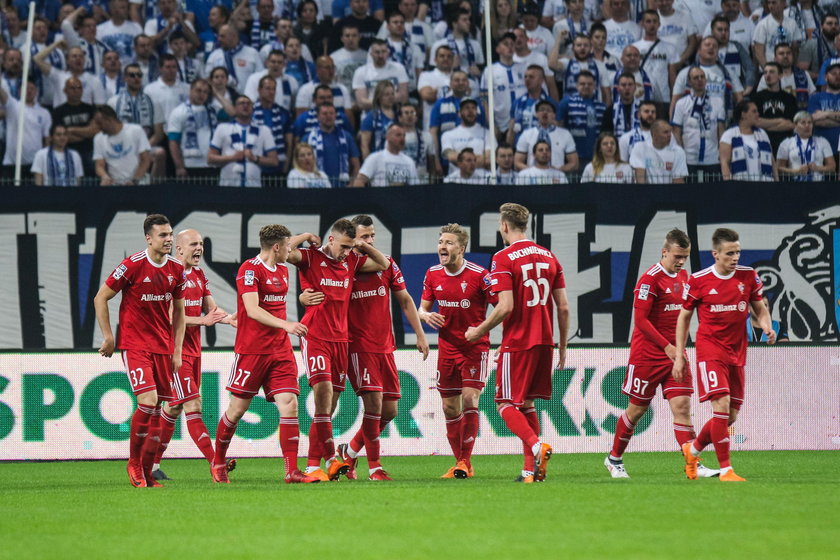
[1,451,837,559]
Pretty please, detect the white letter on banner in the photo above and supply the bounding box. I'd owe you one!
[0,214,26,348]
[28,213,76,348]
[173,212,242,347]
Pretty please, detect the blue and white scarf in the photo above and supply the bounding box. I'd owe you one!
[563,58,600,98]
[231,124,260,186]
[183,102,218,156]
[114,90,156,127]
[388,34,413,70]
[307,126,349,181]
[446,30,475,68]
[140,55,160,84]
[792,68,811,108]
[46,148,76,186]
[729,127,773,179]
[250,19,277,50]
[795,134,815,182]
[612,98,640,134]
[252,103,289,163]
[612,68,652,102]
[100,72,125,96]
[367,109,393,152]
[4,75,21,99]
[177,57,199,84]
[224,43,245,86]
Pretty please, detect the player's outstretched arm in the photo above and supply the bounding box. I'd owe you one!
[465,290,513,343]
[355,240,389,272]
[418,299,446,330]
[241,292,308,337]
[395,290,429,360]
[750,299,777,345]
[171,297,186,372]
[93,284,118,357]
[671,308,693,381]
[553,288,569,371]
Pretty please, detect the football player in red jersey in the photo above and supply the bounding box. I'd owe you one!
[466,203,569,483]
[288,219,390,481]
[150,229,234,481]
[211,224,319,484]
[94,214,187,488]
[330,214,429,481]
[604,229,719,479]
[419,223,495,479]
[673,228,776,482]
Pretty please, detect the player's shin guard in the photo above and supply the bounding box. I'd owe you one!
[279,417,300,476]
[461,407,479,465]
[673,422,696,447]
[213,412,238,467]
[186,412,215,463]
[154,408,178,465]
[445,413,464,460]
[710,413,731,469]
[520,406,539,471]
[610,412,637,459]
[129,404,156,460]
[499,404,539,449]
[361,414,381,468]
[694,417,715,453]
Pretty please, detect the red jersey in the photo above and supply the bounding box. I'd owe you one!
[235,256,291,354]
[682,265,763,366]
[489,239,565,351]
[182,266,211,357]
[348,256,406,353]
[421,260,494,358]
[629,263,689,364]
[296,248,367,342]
[105,250,186,354]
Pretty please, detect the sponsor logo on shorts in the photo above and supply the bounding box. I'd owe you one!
[112,264,127,280]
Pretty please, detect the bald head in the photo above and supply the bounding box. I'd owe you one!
[64,76,83,103]
[176,229,204,268]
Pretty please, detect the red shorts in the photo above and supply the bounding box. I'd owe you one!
[301,337,348,392]
[170,353,202,406]
[349,351,400,400]
[697,359,744,409]
[437,345,490,397]
[494,345,554,406]
[622,361,693,406]
[226,349,299,400]
[122,350,175,400]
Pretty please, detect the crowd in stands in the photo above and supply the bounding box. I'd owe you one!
[3,0,840,186]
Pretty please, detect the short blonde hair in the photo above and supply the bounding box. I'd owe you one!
[439,223,469,248]
[499,203,529,232]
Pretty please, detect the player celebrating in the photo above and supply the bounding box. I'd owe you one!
[288,219,389,481]
[93,214,186,488]
[211,224,319,484]
[151,229,234,481]
[604,229,719,479]
[673,228,776,482]
[419,223,494,479]
[465,203,569,483]
[332,215,429,481]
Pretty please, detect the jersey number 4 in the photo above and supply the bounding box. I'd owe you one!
[521,263,550,307]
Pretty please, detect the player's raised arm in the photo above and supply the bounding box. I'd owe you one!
[465,289,513,342]
[671,307,693,381]
[93,284,119,357]
[355,239,389,272]
[395,290,429,359]
[286,232,320,264]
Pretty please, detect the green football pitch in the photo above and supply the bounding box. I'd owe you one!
[1,451,837,559]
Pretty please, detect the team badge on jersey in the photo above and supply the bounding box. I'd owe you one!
[112,264,127,280]
[638,283,650,300]
[738,282,745,294]
[244,270,255,285]
[461,281,468,292]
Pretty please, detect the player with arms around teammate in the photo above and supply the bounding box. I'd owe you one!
[151,228,235,481]
[330,215,429,480]
[465,203,569,483]
[211,225,320,484]
[419,223,495,479]
[604,229,719,479]
[673,228,776,482]
[94,214,186,488]
[288,219,390,481]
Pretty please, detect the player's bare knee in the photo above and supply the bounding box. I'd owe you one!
[137,391,158,407]
[626,403,649,424]
[441,397,461,418]
[462,389,480,409]
[711,395,730,412]
[667,396,690,418]
[361,392,383,414]
[381,401,398,423]
[166,402,184,417]
[182,397,202,414]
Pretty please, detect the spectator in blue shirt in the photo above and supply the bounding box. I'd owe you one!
[558,69,607,166]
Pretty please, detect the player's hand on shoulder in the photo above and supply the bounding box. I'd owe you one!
[300,288,325,306]
[98,336,115,357]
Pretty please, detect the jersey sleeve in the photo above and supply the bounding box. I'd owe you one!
[296,247,312,272]
[172,267,187,299]
[682,276,701,310]
[350,251,368,272]
[236,262,260,295]
[750,270,764,301]
[489,254,513,293]
[389,258,406,292]
[104,258,134,292]
[421,269,435,301]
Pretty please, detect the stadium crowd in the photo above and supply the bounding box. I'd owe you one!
[2,0,840,185]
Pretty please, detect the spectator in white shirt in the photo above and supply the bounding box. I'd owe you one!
[287,142,332,188]
[520,1,555,57]
[97,0,144,66]
[206,24,265,93]
[352,39,410,111]
[515,99,578,173]
[244,49,300,111]
[429,8,484,79]
[34,40,108,107]
[92,104,152,185]
[671,65,726,179]
[656,0,699,67]
[351,124,420,186]
[32,124,85,186]
[581,132,634,183]
[0,78,51,173]
[604,0,641,58]
[776,111,836,181]
[444,147,489,184]
[516,140,569,184]
[752,0,804,69]
[168,78,219,181]
[144,54,190,118]
[630,119,688,183]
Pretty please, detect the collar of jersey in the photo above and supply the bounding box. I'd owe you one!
[145,249,167,268]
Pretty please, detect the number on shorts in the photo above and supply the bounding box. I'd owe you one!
[363,368,371,384]
[309,355,326,372]
[632,377,649,395]
[521,263,550,307]
[707,369,718,388]
[129,367,145,387]
[232,368,252,386]
[184,376,192,392]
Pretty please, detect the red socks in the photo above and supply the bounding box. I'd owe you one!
[610,412,636,459]
[445,413,464,460]
[499,404,539,449]
[279,417,300,475]
[460,407,479,465]
[520,406,539,470]
[140,406,162,477]
[361,414,381,469]
[213,412,238,467]
[129,404,156,460]
[673,422,696,447]
[710,413,731,469]
[153,408,178,464]
[308,414,333,466]
[186,412,215,463]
